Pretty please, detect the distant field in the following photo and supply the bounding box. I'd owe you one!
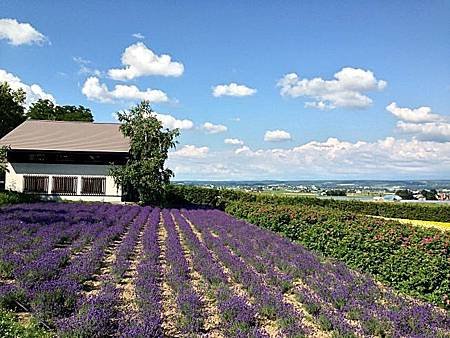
[372,215,450,231]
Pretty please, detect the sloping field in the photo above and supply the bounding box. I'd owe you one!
[0,203,448,337]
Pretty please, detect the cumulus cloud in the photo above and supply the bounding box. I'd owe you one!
[132,33,145,39]
[396,121,450,142]
[170,145,209,158]
[155,113,194,130]
[387,102,450,142]
[167,137,450,180]
[224,138,244,145]
[0,18,47,45]
[0,69,55,106]
[264,129,292,142]
[81,76,168,103]
[202,122,227,134]
[212,83,257,97]
[107,42,184,80]
[386,102,443,123]
[278,67,386,109]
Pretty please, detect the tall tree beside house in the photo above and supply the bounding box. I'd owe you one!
[0,82,26,138]
[27,99,94,122]
[0,146,8,173]
[109,101,179,204]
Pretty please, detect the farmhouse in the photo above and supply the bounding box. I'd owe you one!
[0,120,129,202]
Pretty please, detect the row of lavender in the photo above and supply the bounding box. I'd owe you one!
[184,209,450,338]
[0,203,143,335]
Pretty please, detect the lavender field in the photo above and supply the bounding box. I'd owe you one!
[0,203,448,337]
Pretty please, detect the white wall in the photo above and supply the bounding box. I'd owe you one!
[6,162,122,203]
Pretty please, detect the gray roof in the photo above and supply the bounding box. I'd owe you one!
[0,120,130,152]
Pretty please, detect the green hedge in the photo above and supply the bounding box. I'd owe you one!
[167,184,450,222]
[165,184,255,209]
[254,194,450,222]
[225,201,450,308]
[0,192,39,206]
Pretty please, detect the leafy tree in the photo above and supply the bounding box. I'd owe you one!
[421,189,437,200]
[395,189,415,200]
[27,99,94,122]
[109,101,179,204]
[325,189,347,196]
[0,82,26,138]
[0,146,9,173]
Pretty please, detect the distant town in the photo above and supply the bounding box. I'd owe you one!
[177,180,450,203]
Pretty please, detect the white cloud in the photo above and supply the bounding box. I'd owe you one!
[396,121,450,142]
[386,102,443,123]
[81,76,168,103]
[264,129,292,142]
[212,83,256,97]
[108,42,184,80]
[278,67,386,109]
[0,69,55,106]
[132,33,145,39]
[235,145,251,154]
[224,138,244,145]
[0,18,47,46]
[167,137,450,180]
[202,122,227,134]
[155,113,194,130]
[170,145,209,158]
[73,56,101,76]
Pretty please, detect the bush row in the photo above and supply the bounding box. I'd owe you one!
[225,201,450,309]
[0,192,39,206]
[167,184,450,222]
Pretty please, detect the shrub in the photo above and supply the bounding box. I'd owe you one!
[225,201,450,309]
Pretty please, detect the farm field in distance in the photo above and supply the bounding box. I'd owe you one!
[0,203,449,337]
[370,215,450,232]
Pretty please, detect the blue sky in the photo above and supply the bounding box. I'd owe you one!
[1,1,449,180]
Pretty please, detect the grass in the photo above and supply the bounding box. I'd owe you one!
[0,310,52,338]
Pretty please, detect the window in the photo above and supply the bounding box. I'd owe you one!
[52,176,78,195]
[81,177,106,195]
[23,175,49,193]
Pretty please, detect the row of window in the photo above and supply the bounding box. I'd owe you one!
[23,175,106,195]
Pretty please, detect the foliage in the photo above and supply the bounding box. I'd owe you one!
[0,309,52,338]
[0,82,26,138]
[325,189,346,196]
[421,189,438,200]
[225,201,450,308]
[165,184,255,208]
[109,101,179,204]
[0,191,39,205]
[167,184,450,222]
[27,99,94,122]
[395,189,415,200]
[0,146,9,173]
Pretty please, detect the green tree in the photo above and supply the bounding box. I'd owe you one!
[0,146,8,173]
[0,82,26,138]
[395,189,415,200]
[109,101,179,204]
[421,189,437,200]
[27,99,94,122]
